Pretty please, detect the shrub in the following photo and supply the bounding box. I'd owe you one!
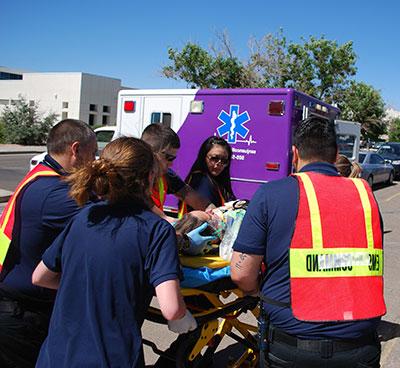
[0,97,57,145]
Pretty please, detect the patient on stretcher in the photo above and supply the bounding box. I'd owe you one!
[173,200,248,287]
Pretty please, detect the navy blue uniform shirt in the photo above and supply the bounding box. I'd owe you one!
[1,155,79,305]
[233,162,381,339]
[189,172,227,207]
[166,168,185,194]
[37,201,181,368]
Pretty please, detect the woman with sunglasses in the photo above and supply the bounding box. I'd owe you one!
[180,136,235,214]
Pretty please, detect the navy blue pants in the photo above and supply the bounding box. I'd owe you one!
[264,329,381,368]
[0,297,50,368]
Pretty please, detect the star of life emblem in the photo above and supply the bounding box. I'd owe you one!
[217,105,250,144]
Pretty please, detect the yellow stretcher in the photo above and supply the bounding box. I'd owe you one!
[144,255,260,368]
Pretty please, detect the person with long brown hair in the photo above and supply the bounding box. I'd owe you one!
[32,137,196,368]
[336,154,362,178]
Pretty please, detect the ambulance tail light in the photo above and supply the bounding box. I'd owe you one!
[124,101,136,112]
[265,162,280,171]
[268,101,285,116]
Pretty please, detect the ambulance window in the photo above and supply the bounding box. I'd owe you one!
[337,134,356,158]
[151,112,161,124]
[163,113,171,127]
[151,112,171,127]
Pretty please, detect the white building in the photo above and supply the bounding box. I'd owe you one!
[0,66,124,126]
[385,107,400,122]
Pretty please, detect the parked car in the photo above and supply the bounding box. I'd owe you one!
[29,126,116,170]
[377,142,400,179]
[358,151,394,187]
[94,126,116,153]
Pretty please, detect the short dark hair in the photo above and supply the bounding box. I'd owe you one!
[141,124,180,152]
[293,117,337,163]
[47,119,96,155]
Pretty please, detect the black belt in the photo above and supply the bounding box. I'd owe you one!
[0,298,22,315]
[268,326,376,358]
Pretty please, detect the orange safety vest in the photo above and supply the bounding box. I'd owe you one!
[0,164,60,272]
[289,172,386,322]
[151,176,168,211]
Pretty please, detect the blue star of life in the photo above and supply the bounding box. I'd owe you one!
[217,105,250,144]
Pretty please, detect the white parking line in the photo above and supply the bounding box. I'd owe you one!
[385,192,400,202]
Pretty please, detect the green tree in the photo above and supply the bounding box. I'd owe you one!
[162,43,247,88]
[246,29,292,88]
[286,37,357,102]
[0,121,5,143]
[340,81,386,140]
[0,97,57,145]
[388,117,400,142]
[162,31,357,103]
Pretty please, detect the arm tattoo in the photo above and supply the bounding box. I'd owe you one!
[234,253,248,270]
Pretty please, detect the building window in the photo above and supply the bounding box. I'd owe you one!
[89,114,96,126]
[0,99,9,105]
[62,112,68,119]
[102,115,109,125]
[29,100,35,107]
[89,104,97,112]
[62,101,69,109]
[0,72,22,80]
[103,105,110,113]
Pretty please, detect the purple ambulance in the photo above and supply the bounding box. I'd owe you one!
[116,88,342,210]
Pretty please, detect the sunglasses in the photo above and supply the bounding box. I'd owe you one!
[161,152,177,162]
[207,155,229,166]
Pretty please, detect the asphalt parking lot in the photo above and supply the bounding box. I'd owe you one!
[0,153,399,367]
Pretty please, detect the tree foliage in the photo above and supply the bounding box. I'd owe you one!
[388,117,400,142]
[162,30,388,139]
[162,30,357,103]
[0,97,57,145]
[162,43,247,88]
[340,81,386,140]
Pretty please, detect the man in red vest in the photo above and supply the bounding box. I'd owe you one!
[231,117,385,368]
[0,119,97,367]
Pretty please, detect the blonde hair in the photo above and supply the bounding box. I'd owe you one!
[336,154,362,178]
[67,137,155,206]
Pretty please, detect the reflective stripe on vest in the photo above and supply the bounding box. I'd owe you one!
[0,164,60,271]
[289,172,386,322]
[151,176,168,211]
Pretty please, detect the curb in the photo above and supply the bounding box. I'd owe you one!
[0,151,45,155]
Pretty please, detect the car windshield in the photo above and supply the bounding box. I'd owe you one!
[358,153,366,163]
[378,144,400,156]
[96,130,114,143]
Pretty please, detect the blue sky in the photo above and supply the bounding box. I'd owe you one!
[2,0,400,109]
